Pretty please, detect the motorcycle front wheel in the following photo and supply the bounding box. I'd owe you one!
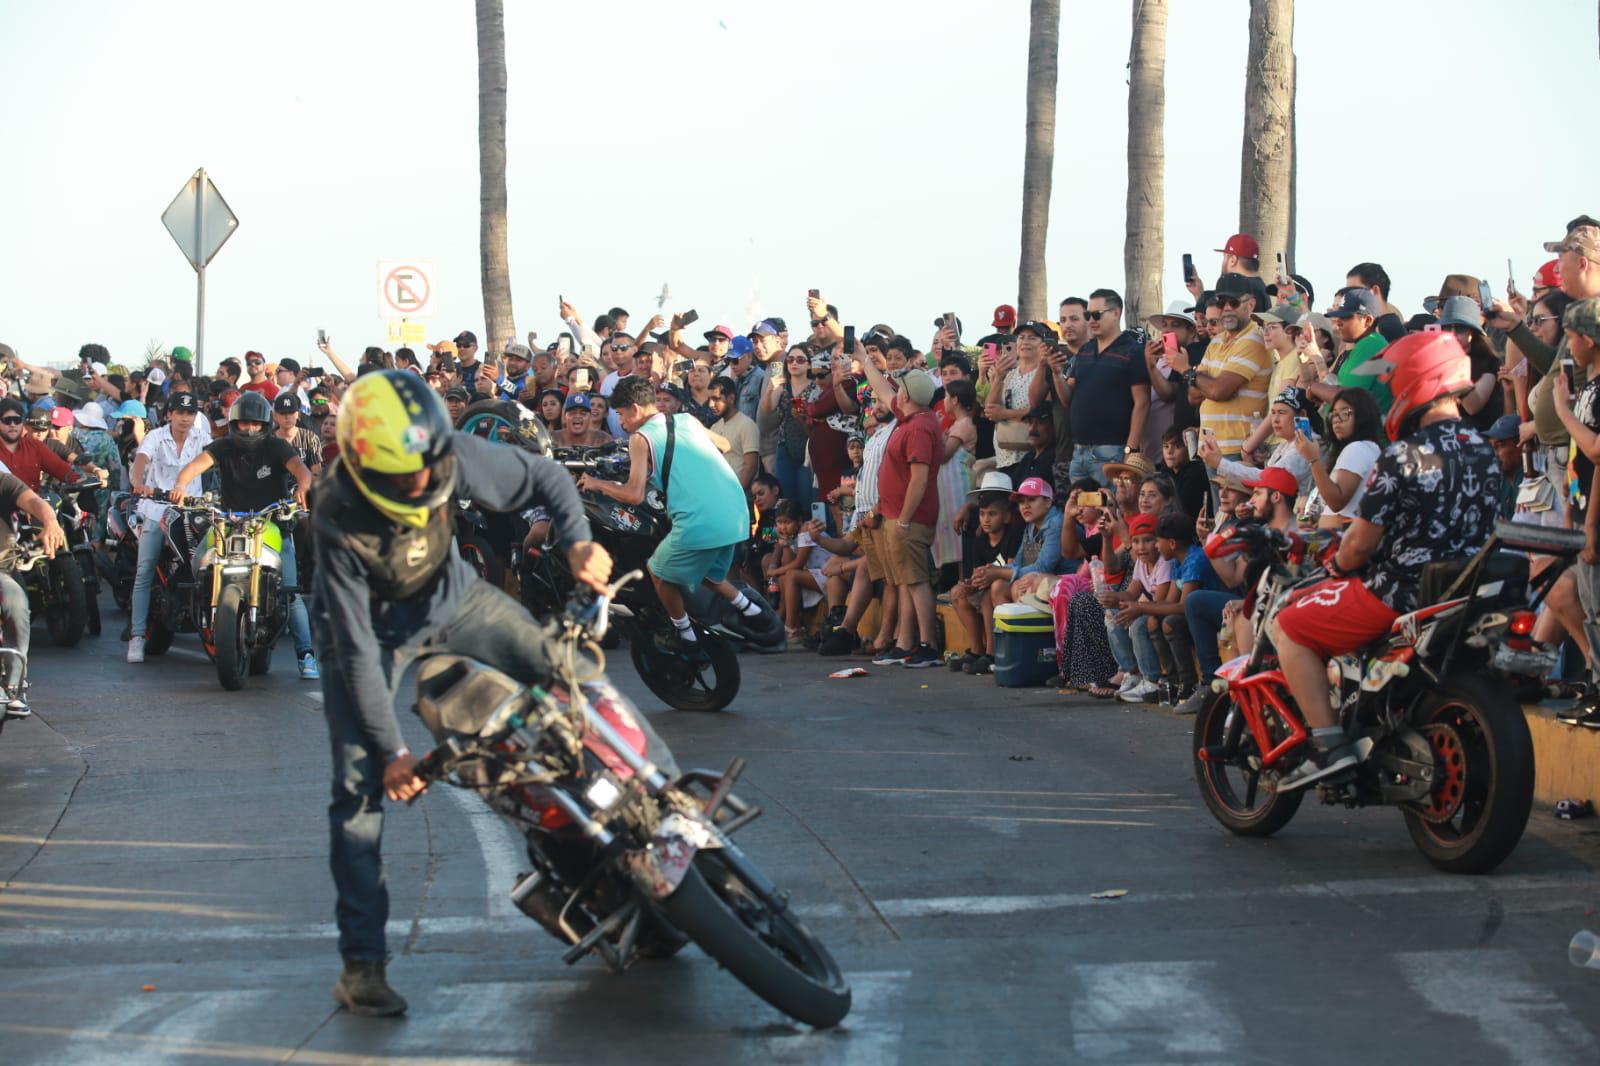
[661,852,850,1028]
[213,584,249,691]
[78,555,101,637]
[629,627,739,712]
[1192,686,1305,837]
[1400,675,1534,874]
[44,555,87,647]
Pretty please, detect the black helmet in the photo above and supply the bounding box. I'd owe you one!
[227,391,274,451]
[26,408,50,431]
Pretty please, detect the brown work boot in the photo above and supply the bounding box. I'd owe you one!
[332,959,408,1017]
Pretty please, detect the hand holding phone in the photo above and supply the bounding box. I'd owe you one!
[1294,416,1313,440]
[810,501,829,527]
[1162,331,1178,358]
[317,328,327,346]
[843,325,857,355]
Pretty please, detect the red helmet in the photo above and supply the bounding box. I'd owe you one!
[1375,331,1474,441]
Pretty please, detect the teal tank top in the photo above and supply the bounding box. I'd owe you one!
[635,413,751,549]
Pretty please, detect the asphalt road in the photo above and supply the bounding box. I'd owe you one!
[2,595,1599,1065]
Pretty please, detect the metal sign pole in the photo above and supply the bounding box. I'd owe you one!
[194,168,207,375]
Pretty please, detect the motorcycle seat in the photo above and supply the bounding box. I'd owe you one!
[1415,551,1528,611]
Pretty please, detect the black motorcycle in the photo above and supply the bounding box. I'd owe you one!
[42,477,103,637]
[458,402,781,712]
[412,572,850,1027]
[14,477,101,647]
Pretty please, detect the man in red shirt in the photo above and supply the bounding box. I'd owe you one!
[239,352,280,401]
[0,398,76,491]
[871,369,944,668]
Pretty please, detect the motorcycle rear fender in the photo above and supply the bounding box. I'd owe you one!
[622,811,722,901]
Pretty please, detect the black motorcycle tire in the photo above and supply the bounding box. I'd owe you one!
[1400,674,1534,875]
[249,644,274,676]
[661,853,850,1029]
[629,628,740,712]
[1192,686,1305,838]
[44,555,87,647]
[213,584,249,691]
[458,530,505,590]
[79,556,101,637]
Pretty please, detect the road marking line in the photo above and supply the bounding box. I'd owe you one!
[1397,949,1600,1065]
[2,871,1594,946]
[0,1022,513,1066]
[1071,960,1242,1062]
[837,786,1182,798]
[0,834,254,849]
[436,789,524,920]
[894,813,1157,828]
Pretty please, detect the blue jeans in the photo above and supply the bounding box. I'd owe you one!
[1128,616,1164,680]
[279,537,313,658]
[1105,621,1139,675]
[1069,444,1124,488]
[130,520,166,636]
[0,573,29,690]
[775,449,814,510]
[1185,590,1243,679]
[319,578,676,962]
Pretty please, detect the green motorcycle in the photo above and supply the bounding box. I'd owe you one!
[183,495,303,691]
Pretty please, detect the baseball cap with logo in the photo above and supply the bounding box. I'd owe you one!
[273,392,301,414]
[1543,224,1600,263]
[1533,259,1562,289]
[1009,475,1055,502]
[49,407,75,429]
[503,342,533,361]
[1564,298,1600,344]
[454,331,478,347]
[751,321,780,337]
[992,305,1018,332]
[1326,289,1384,320]
[564,392,592,412]
[1243,466,1299,497]
[167,391,200,413]
[729,336,754,358]
[1015,320,1060,342]
[1215,233,1260,258]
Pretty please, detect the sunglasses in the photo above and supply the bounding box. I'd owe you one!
[0,416,23,426]
[1528,314,1559,326]
[809,320,826,328]
[1213,296,1241,309]
[456,340,476,347]
[611,344,635,354]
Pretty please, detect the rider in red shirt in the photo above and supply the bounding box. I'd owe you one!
[0,398,75,491]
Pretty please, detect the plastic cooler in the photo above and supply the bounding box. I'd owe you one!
[992,602,1057,687]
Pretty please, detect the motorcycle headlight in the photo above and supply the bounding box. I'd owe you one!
[584,777,622,811]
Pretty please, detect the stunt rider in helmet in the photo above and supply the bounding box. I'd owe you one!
[1267,332,1500,792]
[169,391,319,677]
[310,370,619,1018]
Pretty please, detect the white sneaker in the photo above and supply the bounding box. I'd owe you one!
[1118,679,1158,703]
[126,637,145,664]
[1115,674,1141,696]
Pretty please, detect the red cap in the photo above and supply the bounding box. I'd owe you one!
[1215,233,1260,259]
[1127,513,1158,537]
[1533,259,1562,290]
[1242,466,1299,498]
[992,304,1018,332]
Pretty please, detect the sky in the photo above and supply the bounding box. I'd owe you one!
[2,0,1597,372]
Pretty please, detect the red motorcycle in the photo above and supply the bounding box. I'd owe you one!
[410,571,850,1028]
[1192,520,1581,873]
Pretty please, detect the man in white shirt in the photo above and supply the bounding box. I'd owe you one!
[125,391,206,662]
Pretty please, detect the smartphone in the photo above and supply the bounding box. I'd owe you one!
[1479,278,1494,308]
[1506,258,1517,294]
[943,311,958,331]
[572,368,592,391]
[674,360,694,374]
[1182,253,1195,283]
[1275,251,1285,276]
[1162,331,1178,358]
[1078,490,1105,508]
[316,329,327,345]
[678,309,699,328]
[810,502,829,526]
[557,333,574,356]
[982,341,998,364]
[843,325,857,355]
[1563,357,1577,396]
[808,289,820,300]
[1294,416,1313,439]
[1183,428,1200,457]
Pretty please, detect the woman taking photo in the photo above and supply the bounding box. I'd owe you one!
[760,344,817,509]
[1293,388,1384,529]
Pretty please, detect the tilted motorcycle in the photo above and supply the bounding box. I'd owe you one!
[41,477,104,637]
[412,571,851,1027]
[12,477,101,648]
[1193,519,1580,873]
[103,490,139,614]
[139,498,209,656]
[182,495,303,690]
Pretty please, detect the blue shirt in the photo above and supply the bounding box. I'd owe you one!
[1176,542,1226,592]
[1013,506,1065,579]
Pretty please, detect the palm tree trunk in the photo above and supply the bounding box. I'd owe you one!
[1239,0,1294,278]
[1124,0,1168,327]
[476,0,515,351]
[1018,0,1060,321]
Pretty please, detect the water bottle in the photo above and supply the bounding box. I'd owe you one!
[1090,560,1115,625]
[1570,930,1600,969]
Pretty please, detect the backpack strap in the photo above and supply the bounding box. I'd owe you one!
[659,413,676,509]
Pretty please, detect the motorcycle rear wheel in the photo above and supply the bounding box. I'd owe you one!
[1192,686,1305,837]
[79,556,101,637]
[1400,675,1534,874]
[213,584,249,691]
[44,556,87,647]
[457,530,505,589]
[661,853,850,1028]
[629,629,739,712]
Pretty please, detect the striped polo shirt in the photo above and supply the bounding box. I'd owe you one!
[1197,324,1273,456]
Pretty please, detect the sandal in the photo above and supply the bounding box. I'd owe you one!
[1088,684,1119,699]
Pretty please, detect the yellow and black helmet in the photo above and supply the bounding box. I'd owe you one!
[336,369,457,528]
